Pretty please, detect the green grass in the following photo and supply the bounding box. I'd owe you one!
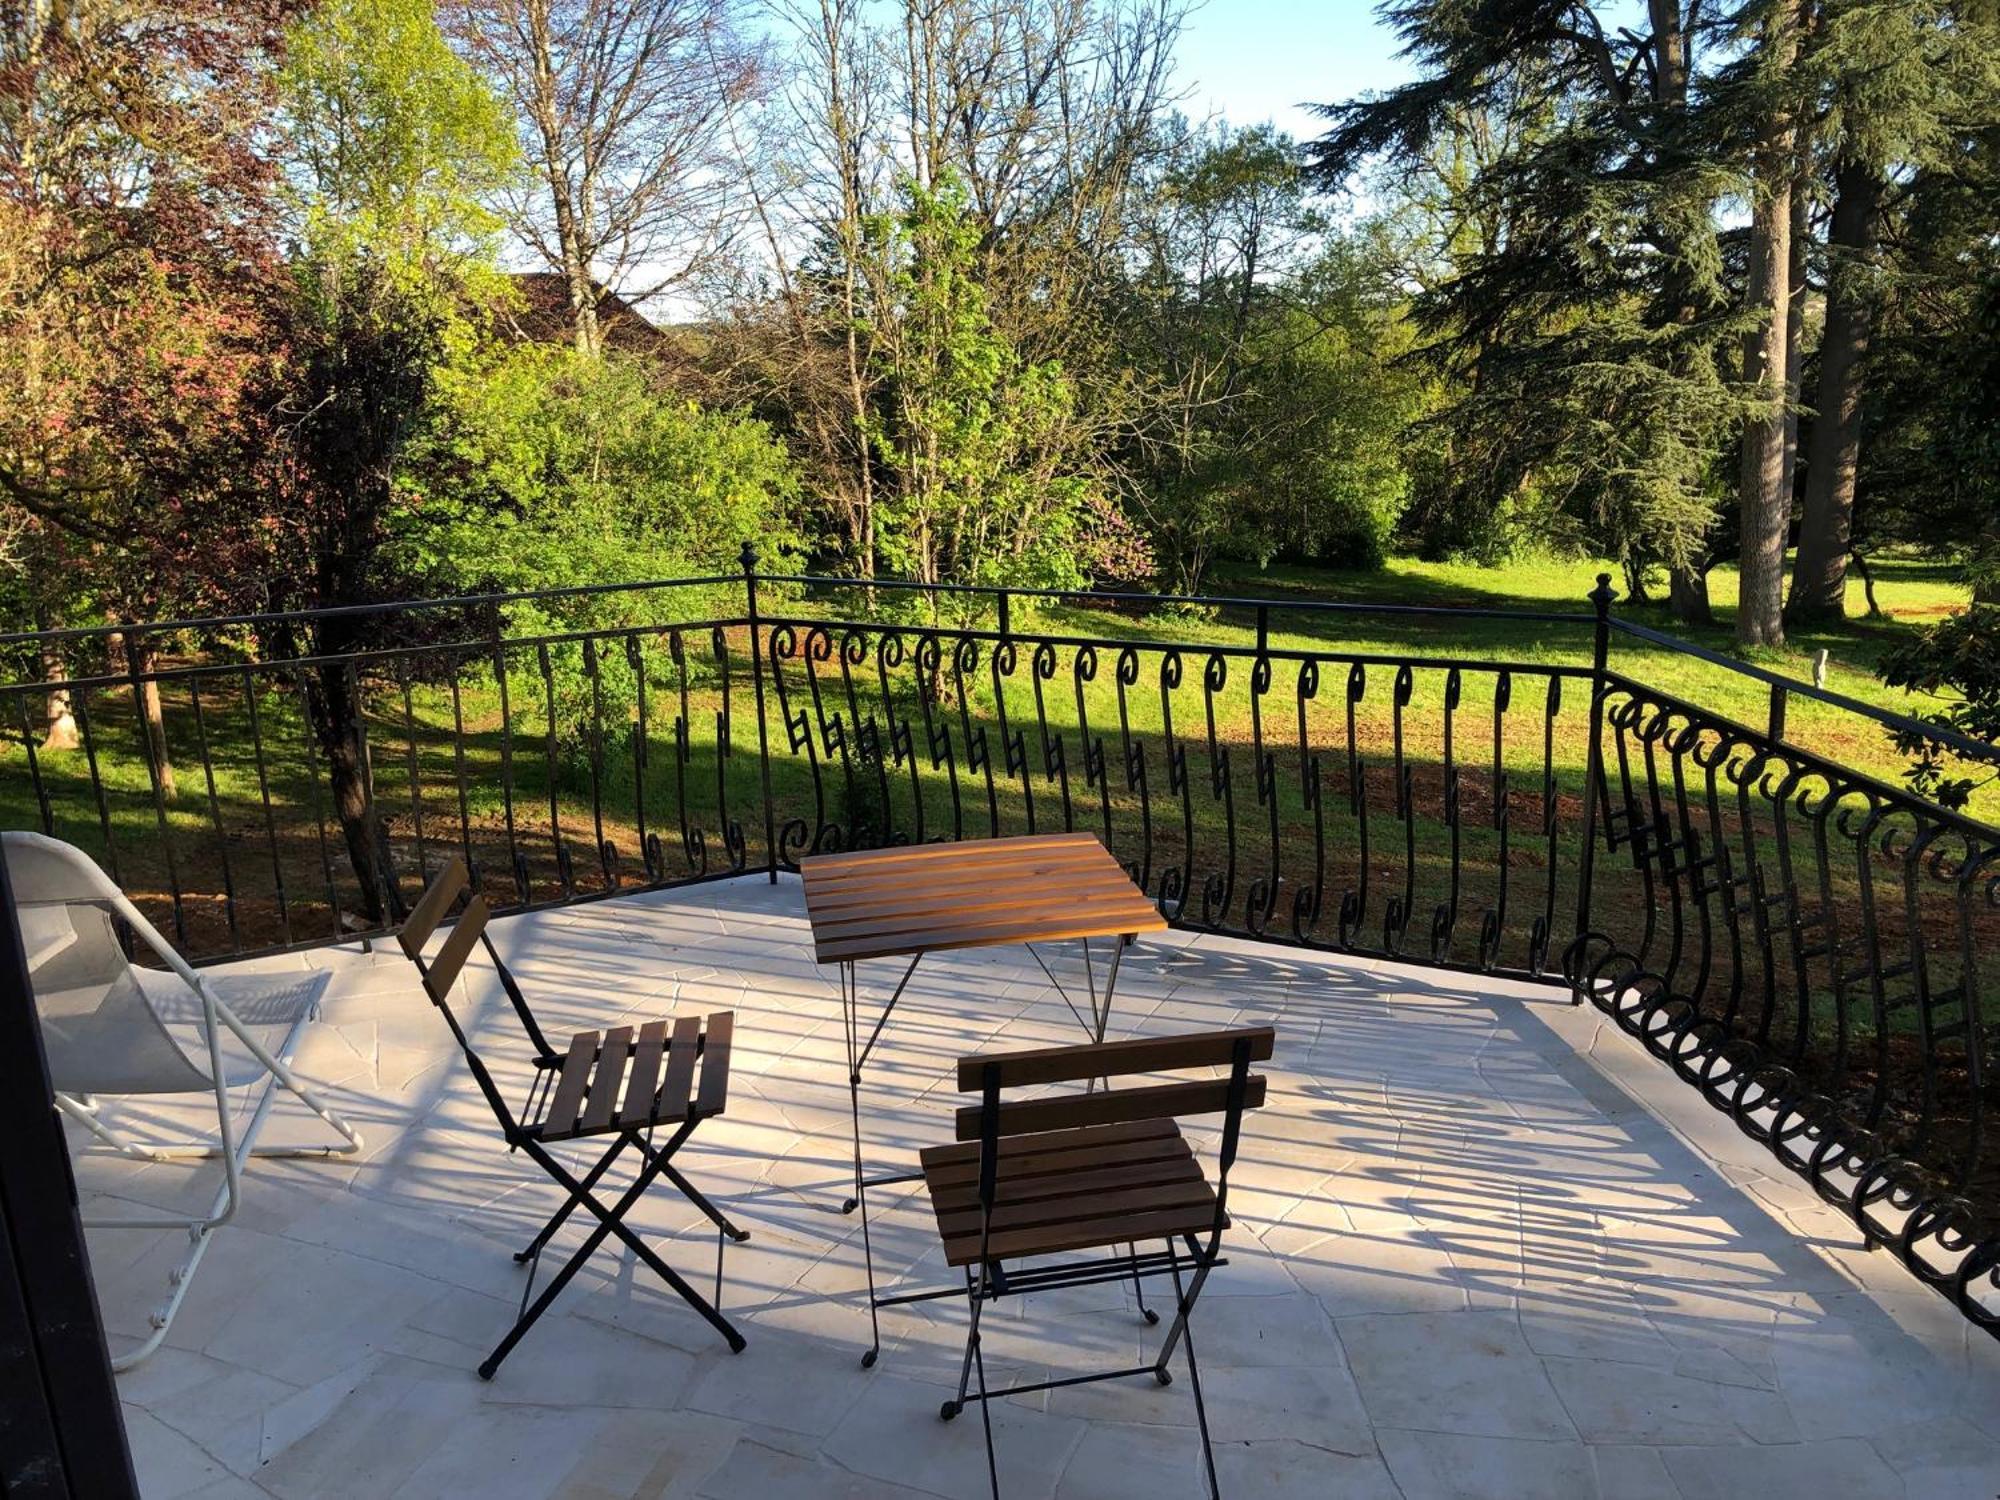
[1193,549,1983,810]
[0,547,1987,969]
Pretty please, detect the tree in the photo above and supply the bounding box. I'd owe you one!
[1121,126,1422,589]
[1122,123,1312,590]
[1727,0,1811,647]
[1785,0,2000,623]
[1306,1,1748,622]
[860,173,1139,603]
[0,0,303,777]
[731,0,1183,581]
[1857,123,2000,584]
[450,0,766,355]
[1876,267,1999,807]
[394,342,799,744]
[271,0,516,920]
[729,0,885,574]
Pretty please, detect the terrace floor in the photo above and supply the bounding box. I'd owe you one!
[82,876,2000,1500]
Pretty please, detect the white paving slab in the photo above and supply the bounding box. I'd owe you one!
[71,873,2000,1498]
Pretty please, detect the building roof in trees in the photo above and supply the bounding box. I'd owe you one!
[505,273,670,355]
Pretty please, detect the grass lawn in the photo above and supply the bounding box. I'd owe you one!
[0,548,1988,969]
[3,549,1993,1207]
[1196,549,1976,800]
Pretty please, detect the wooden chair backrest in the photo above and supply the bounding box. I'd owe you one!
[418,893,489,1005]
[399,860,561,1074]
[391,883,524,1137]
[399,858,470,962]
[952,1025,1273,1143]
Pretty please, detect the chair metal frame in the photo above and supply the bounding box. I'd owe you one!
[3,831,363,1370]
[913,1024,1273,1500]
[396,860,748,1377]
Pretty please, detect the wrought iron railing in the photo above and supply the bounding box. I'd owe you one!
[2,552,1996,1336]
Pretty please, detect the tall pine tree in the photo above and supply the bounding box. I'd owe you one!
[1786,0,2000,623]
[1306,2,1749,622]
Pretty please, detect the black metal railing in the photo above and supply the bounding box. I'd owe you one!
[2,551,1996,1337]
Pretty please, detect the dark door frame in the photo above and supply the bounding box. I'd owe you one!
[0,855,138,1498]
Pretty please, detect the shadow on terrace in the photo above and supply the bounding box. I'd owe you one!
[70,878,2000,1496]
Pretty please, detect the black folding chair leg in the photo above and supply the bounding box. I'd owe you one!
[973,1308,1000,1500]
[595,1203,747,1353]
[535,1143,748,1355]
[1167,1245,1221,1500]
[1128,1241,1158,1325]
[481,1146,672,1379]
[1151,1237,1216,1375]
[515,1134,630,1263]
[942,1264,1001,1500]
[659,1159,750,1242]
[944,1267,984,1418]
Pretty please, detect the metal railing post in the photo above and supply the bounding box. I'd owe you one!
[1571,573,1617,1004]
[742,544,779,883]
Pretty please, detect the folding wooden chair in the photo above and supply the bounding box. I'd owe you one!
[396,860,748,1375]
[913,1024,1274,1499]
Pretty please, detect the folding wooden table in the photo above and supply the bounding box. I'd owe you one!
[799,832,1168,1365]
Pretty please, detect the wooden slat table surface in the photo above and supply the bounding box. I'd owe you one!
[799,833,1165,965]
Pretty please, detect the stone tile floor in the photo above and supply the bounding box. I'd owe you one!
[80,875,2000,1499]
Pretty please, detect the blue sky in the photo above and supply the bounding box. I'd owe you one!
[1175,0,1412,144]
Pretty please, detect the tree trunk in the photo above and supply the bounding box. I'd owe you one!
[110,631,175,799]
[37,619,78,751]
[563,235,600,358]
[305,652,399,928]
[1779,187,1809,510]
[1622,555,1651,605]
[1669,560,1713,625]
[1849,547,1881,616]
[1734,85,1803,647]
[1788,161,1883,625]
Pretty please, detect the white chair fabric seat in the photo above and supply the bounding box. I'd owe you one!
[136,968,334,1089]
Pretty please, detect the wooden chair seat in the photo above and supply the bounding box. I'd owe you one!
[920,1118,1219,1266]
[530,1012,733,1145]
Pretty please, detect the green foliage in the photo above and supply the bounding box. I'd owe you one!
[395,344,800,748]
[275,0,524,617]
[406,346,799,591]
[1308,8,1751,582]
[1858,136,2000,560]
[1873,256,2000,808]
[1151,243,1429,577]
[1123,127,1424,586]
[860,173,1130,606]
[279,0,517,256]
[1879,601,2000,810]
[1230,245,1429,569]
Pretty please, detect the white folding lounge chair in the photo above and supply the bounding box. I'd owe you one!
[2,832,363,1369]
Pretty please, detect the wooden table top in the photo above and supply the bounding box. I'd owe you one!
[798,833,1167,965]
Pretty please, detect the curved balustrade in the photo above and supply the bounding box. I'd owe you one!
[1,568,1995,1337]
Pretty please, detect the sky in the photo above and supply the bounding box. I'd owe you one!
[1174,0,1413,145]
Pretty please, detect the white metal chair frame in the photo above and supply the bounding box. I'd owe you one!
[4,832,363,1369]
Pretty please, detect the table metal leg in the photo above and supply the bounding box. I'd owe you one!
[839,960,884,1367]
[1097,931,1127,1042]
[840,951,925,1368]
